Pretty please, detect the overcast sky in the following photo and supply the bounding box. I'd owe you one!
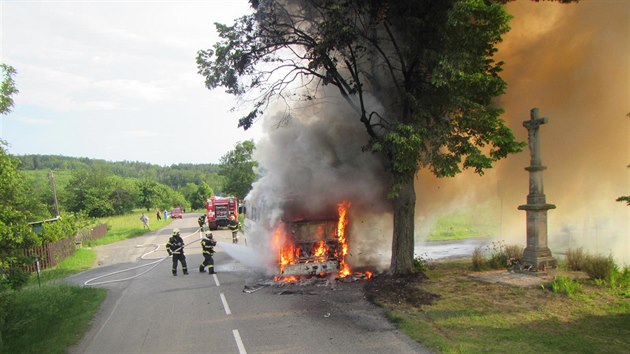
[0,0,263,166]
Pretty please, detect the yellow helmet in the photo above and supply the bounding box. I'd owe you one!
[173,228,180,235]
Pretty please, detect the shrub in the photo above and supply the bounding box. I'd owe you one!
[585,254,616,281]
[471,247,485,271]
[470,242,523,271]
[486,241,523,270]
[414,254,433,273]
[566,248,588,271]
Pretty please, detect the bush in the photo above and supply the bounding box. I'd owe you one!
[472,247,485,271]
[413,254,432,273]
[471,242,523,271]
[566,248,588,271]
[487,241,523,270]
[585,254,617,281]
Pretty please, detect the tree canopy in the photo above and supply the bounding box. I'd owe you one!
[198,0,526,273]
[219,140,257,200]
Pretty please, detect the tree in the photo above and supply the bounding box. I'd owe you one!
[219,140,258,200]
[64,168,138,217]
[182,182,214,210]
[137,179,160,211]
[0,64,18,116]
[198,0,527,274]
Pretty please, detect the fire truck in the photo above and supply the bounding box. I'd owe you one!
[205,196,239,230]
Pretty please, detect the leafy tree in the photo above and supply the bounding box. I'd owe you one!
[197,0,528,273]
[0,65,38,291]
[0,64,18,116]
[219,140,257,200]
[0,140,39,290]
[181,182,214,210]
[137,179,160,211]
[64,168,138,217]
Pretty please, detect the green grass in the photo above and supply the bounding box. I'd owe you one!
[87,209,173,246]
[0,209,172,353]
[27,248,97,286]
[375,259,630,354]
[1,285,106,354]
[426,201,500,241]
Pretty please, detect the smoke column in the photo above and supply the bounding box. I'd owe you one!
[245,92,393,272]
[416,1,630,264]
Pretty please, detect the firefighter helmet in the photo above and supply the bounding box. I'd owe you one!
[173,228,180,235]
[205,232,213,239]
[229,215,235,220]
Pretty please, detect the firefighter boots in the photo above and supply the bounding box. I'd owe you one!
[199,265,206,273]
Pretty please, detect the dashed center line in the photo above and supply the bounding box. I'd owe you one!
[233,329,247,354]
[220,292,232,315]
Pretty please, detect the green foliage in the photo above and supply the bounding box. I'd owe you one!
[0,64,18,115]
[0,140,40,290]
[63,168,140,217]
[220,140,257,200]
[548,276,582,298]
[183,182,213,210]
[39,213,85,243]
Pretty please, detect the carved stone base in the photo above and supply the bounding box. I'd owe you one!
[522,247,557,272]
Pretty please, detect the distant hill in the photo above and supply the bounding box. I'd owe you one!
[15,154,225,191]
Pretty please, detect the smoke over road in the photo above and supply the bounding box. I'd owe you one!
[246,1,630,269]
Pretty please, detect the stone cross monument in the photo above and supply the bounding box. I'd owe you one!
[518,108,557,271]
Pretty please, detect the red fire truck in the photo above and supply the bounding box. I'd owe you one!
[205,196,239,230]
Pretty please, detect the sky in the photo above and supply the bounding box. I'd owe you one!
[0,0,263,166]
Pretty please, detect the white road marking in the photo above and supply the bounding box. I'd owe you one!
[233,329,247,354]
[220,293,231,315]
[213,273,220,286]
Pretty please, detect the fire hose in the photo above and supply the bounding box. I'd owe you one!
[83,229,201,286]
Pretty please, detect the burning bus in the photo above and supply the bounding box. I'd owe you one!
[244,195,362,280]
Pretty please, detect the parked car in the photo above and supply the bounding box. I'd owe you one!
[170,207,183,219]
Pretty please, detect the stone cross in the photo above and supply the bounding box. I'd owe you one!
[523,108,548,167]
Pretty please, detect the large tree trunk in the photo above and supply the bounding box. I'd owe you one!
[390,174,416,274]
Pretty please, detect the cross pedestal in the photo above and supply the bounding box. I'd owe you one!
[517,108,557,271]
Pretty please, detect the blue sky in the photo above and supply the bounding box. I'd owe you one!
[0,0,263,166]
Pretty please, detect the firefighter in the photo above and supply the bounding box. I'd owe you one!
[228,215,240,244]
[197,214,207,230]
[199,231,217,274]
[166,228,188,276]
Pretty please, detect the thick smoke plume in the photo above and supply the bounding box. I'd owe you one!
[246,1,630,271]
[245,93,393,272]
[416,1,630,264]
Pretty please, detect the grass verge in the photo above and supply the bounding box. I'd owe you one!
[1,210,167,353]
[371,259,630,354]
[87,209,172,246]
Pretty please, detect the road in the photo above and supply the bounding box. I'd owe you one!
[67,213,430,354]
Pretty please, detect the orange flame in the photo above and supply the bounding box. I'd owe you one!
[273,200,373,282]
[337,201,352,278]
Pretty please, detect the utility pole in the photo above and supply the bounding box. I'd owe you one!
[48,170,60,218]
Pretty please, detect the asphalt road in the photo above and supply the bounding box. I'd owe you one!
[66,213,430,354]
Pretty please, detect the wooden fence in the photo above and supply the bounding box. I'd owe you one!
[20,223,108,273]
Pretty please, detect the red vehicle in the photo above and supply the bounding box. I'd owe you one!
[170,207,183,219]
[205,196,238,230]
